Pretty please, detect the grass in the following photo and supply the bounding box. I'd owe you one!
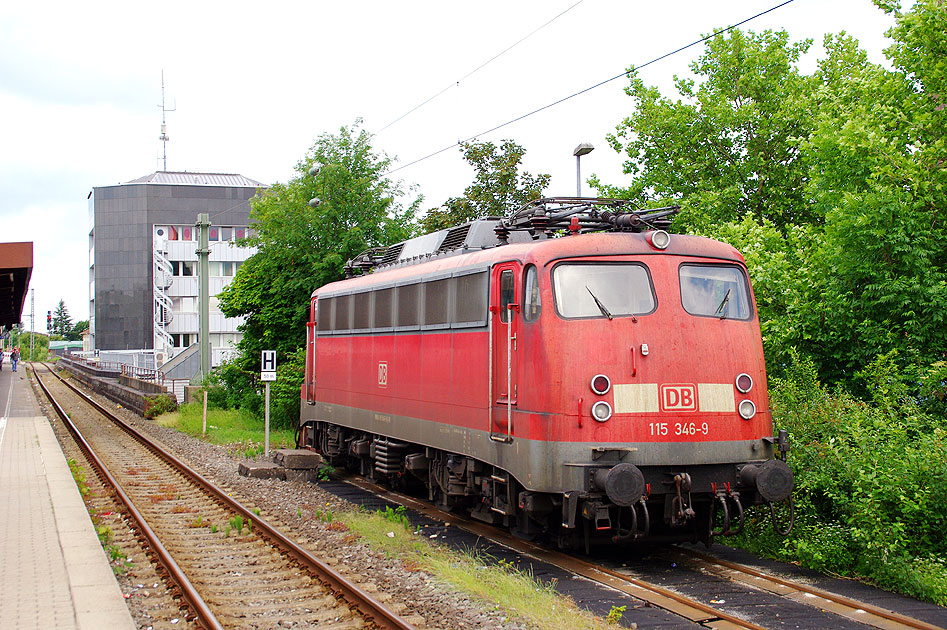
[156,402,295,457]
[340,506,615,630]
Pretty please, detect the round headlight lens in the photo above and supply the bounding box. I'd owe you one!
[648,230,671,250]
[591,374,611,395]
[735,373,753,393]
[738,399,757,420]
[591,401,613,422]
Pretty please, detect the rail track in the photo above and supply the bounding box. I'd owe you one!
[339,477,945,630]
[32,363,416,630]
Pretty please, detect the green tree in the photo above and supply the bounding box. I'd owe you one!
[795,1,947,385]
[419,139,550,233]
[216,120,418,424]
[67,320,89,342]
[596,29,816,233]
[52,300,72,338]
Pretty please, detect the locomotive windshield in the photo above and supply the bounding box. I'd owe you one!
[553,263,655,319]
[680,264,752,320]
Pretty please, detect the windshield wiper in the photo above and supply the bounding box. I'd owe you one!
[586,286,613,320]
[715,289,731,319]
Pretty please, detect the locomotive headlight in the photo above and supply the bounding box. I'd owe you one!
[738,399,757,420]
[591,401,613,422]
[591,374,611,395]
[647,230,671,250]
[735,373,753,393]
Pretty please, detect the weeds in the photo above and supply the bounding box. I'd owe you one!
[316,465,335,481]
[67,458,89,498]
[379,505,412,530]
[229,515,245,535]
[605,605,626,625]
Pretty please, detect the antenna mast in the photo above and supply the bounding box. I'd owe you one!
[158,71,175,171]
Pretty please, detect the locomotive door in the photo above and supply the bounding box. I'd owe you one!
[305,297,317,404]
[490,263,519,442]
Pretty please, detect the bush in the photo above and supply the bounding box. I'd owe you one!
[143,393,178,420]
[735,350,947,604]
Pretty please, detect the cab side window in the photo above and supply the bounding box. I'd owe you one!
[500,270,514,323]
[523,265,541,322]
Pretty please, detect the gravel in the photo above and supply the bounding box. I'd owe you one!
[73,382,532,630]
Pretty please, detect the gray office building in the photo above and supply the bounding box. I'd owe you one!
[89,171,265,357]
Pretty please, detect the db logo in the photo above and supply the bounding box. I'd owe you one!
[377,361,388,388]
[660,384,697,412]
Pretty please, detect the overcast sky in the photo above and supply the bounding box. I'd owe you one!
[0,0,898,331]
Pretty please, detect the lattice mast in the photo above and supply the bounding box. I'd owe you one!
[158,71,175,171]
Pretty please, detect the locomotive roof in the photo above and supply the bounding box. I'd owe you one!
[314,229,746,298]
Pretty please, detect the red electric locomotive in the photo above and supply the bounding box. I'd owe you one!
[299,198,793,547]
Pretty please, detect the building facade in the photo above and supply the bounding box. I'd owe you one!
[89,172,264,363]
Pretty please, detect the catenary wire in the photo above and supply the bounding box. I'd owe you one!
[201,0,795,224]
[378,0,585,132]
[385,0,796,176]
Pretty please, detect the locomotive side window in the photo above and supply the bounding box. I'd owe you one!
[455,271,488,325]
[552,263,655,319]
[317,297,333,332]
[499,270,515,323]
[523,265,541,322]
[423,278,451,326]
[680,264,751,320]
[353,292,371,330]
[334,295,352,331]
[373,287,394,328]
[396,283,421,328]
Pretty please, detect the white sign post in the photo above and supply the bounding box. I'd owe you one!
[261,350,277,456]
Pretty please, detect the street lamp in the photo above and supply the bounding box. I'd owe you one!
[573,143,594,197]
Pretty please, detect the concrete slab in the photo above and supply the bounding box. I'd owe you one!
[272,448,324,469]
[238,460,286,480]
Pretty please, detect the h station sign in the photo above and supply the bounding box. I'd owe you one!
[261,350,277,381]
[261,350,277,456]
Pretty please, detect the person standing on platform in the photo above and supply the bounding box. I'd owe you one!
[11,346,19,372]
[0,347,4,371]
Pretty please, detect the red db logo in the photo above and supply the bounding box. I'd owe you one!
[660,384,697,412]
[378,361,388,388]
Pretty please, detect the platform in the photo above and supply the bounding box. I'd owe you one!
[0,363,135,630]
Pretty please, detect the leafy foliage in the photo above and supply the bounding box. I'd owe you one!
[215,120,417,427]
[736,352,947,604]
[67,320,89,342]
[595,29,817,232]
[143,393,178,420]
[419,139,549,233]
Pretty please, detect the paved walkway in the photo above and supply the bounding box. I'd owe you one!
[0,363,135,630]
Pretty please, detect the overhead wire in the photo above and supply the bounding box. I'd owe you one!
[378,0,586,133]
[385,0,796,176]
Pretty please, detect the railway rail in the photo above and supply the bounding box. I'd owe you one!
[31,363,416,630]
[340,476,944,630]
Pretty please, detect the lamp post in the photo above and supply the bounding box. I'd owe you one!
[573,143,594,197]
